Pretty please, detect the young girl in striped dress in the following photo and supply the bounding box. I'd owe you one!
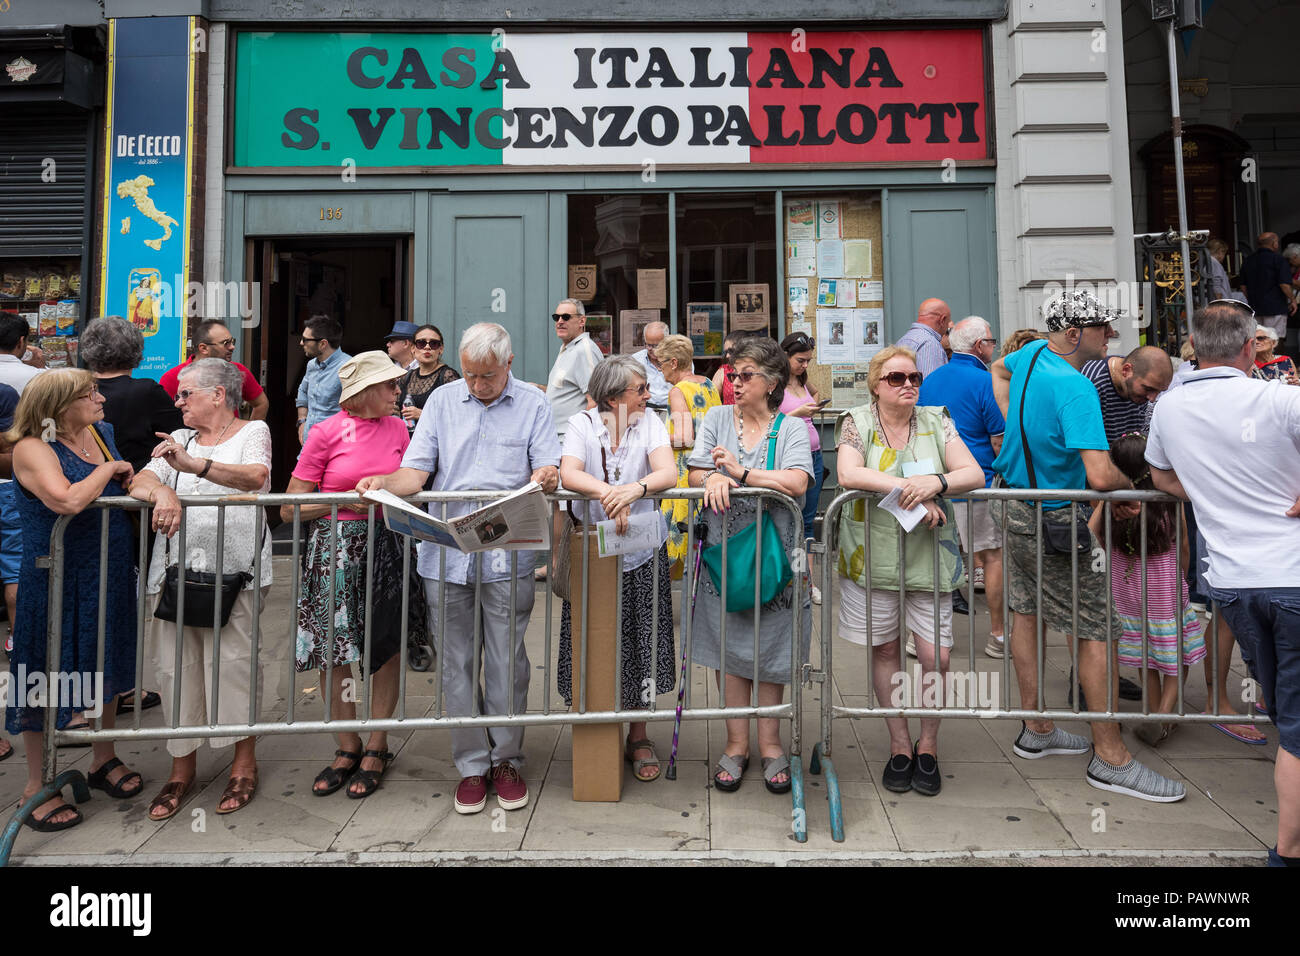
[1088,432,1205,747]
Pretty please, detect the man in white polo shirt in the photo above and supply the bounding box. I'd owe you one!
[536,298,603,441]
[1146,301,1300,868]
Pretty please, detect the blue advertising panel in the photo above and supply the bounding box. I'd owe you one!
[98,16,196,381]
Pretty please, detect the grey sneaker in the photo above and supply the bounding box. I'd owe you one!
[1012,721,1090,759]
[1086,752,1186,803]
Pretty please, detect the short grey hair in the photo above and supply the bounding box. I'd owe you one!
[79,316,143,372]
[731,336,789,412]
[1256,324,1279,344]
[949,316,990,354]
[587,355,646,412]
[1191,303,1256,362]
[556,298,586,317]
[179,357,243,412]
[459,322,513,366]
[1283,243,1300,261]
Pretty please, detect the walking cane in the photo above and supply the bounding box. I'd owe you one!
[665,511,706,781]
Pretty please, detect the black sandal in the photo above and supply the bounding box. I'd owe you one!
[87,757,143,799]
[116,690,162,715]
[20,800,83,832]
[58,720,93,749]
[346,749,394,799]
[313,749,362,796]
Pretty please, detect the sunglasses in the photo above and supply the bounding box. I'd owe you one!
[207,338,236,349]
[623,383,650,396]
[725,370,762,384]
[785,335,815,353]
[414,338,443,349]
[552,313,580,323]
[1255,335,1273,342]
[176,386,217,402]
[1209,298,1255,317]
[882,371,923,388]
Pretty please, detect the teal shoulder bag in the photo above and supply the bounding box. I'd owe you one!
[701,413,794,613]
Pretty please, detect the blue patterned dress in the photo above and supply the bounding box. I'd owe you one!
[5,423,137,734]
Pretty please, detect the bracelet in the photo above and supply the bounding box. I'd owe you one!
[740,468,750,486]
[937,473,949,495]
[638,479,648,498]
[198,458,213,480]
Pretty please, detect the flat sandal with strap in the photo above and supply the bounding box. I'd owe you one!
[216,771,257,815]
[148,779,195,822]
[346,749,394,799]
[624,737,661,782]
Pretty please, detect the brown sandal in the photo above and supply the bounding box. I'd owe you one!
[148,780,195,822]
[216,772,257,815]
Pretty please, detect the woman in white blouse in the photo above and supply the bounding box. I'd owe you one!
[558,356,678,782]
[129,358,273,821]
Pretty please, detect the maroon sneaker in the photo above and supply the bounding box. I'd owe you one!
[490,762,529,810]
[454,775,488,815]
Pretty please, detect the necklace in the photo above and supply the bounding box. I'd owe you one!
[200,417,236,450]
[59,428,93,459]
[736,405,771,450]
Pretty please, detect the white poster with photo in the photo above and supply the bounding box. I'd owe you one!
[787,278,809,316]
[816,309,854,362]
[855,308,884,362]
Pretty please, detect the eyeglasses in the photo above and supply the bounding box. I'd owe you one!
[725,370,762,384]
[176,386,217,402]
[552,313,580,323]
[300,336,319,344]
[414,338,443,349]
[75,387,102,401]
[623,383,650,396]
[1255,335,1272,342]
[881,371,923,388]
[1209,298,1255,317]
[977,338,997,347]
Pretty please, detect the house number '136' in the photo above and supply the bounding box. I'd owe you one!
[319,207,343,221]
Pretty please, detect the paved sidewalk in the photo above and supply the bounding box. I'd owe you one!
[1,558,1276,865]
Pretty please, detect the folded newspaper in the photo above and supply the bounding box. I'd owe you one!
[596,510,668,558]
[362,482,550,552]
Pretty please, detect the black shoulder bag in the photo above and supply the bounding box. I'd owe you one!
[1019,347,1092,556]
[153,433,261,628]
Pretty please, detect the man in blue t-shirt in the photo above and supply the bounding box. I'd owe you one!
[919,316,1006,656]
[990,290,1186,803]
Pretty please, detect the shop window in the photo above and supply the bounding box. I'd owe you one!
[0,258,83,367]
[676,192,777,359]
[782,192,883,408]
[566,193,669,355]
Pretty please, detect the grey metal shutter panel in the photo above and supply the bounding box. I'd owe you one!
[0,109,90,256]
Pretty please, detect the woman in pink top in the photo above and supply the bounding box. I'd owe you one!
[281,351,430,799]
[780,332,826,603]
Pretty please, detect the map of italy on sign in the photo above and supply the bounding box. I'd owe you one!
[233,30,987,168]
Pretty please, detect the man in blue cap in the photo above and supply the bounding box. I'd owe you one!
[385,321,420,371]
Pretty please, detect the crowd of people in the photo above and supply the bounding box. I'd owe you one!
[1,273,1296,867]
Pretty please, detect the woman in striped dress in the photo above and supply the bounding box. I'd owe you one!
[1088,432,1204,747]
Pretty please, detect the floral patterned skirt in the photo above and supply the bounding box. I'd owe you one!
[295,518,428,673]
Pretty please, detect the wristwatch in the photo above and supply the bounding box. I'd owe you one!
[638,479,648,498]
[740,468,751,486]
[936,473,949,495]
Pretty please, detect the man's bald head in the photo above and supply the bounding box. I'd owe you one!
[917,298,952,335]
[643,321,669,348]
[1116,345,1173,405]
[1259,232,1280,250]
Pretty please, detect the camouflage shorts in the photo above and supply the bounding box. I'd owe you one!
[997,498,1121,643]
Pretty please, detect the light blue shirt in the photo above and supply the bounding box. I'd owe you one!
[895,323,948,378]
[401,373,561,584]
[632,348,670,406]
[296,348,351,443]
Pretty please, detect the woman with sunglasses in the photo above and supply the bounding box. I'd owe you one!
[1252,325,1298,384]
[834,346,984,797]
[687,337,814,795]
[557,356,679,781]
[397,324,461,431]
[779,332,827,603]
[711,331,749,406]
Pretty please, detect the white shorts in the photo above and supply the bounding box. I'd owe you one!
[953,500,1001,554]
[837,577,953,649]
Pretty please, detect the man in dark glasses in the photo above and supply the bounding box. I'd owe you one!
[895,298,952,378]
[990,289,1186,803]
[537,298,603,442]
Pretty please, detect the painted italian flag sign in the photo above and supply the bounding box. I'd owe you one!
[233,30,987,168]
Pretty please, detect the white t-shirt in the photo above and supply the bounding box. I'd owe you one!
[561,406,670,572]
[1146,366,1300,589]
[0,353,45,394]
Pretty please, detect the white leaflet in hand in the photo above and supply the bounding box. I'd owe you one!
[596,510,668,557]
[878,486,927,533]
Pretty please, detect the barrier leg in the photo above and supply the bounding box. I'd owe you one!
[0,769,91,868]
[822,753,844,844]
[790,753,807,844]
[809,740,822,775]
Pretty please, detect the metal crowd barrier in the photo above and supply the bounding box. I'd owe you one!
[1,486,809,863]
[806,486,1273,843]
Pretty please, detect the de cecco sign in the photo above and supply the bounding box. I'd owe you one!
[233,29,988,168]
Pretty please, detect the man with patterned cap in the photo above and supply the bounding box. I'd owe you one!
[988,289,1187,802]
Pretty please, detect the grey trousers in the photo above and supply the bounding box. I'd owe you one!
[424,576,533,778]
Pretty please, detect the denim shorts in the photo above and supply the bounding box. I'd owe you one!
[0,482,21,585]
[1208,586,1300,759]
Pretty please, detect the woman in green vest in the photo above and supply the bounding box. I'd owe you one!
[835,345,984,797]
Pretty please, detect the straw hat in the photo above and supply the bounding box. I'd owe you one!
[338,350,406,403]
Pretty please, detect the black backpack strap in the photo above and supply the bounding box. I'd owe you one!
[1018,346,1047,490]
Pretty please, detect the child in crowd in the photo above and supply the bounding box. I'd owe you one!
[1088,432,1205,746]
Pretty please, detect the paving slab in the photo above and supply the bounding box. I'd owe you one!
[1163,755,1281,848]
[331,779,533,852]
